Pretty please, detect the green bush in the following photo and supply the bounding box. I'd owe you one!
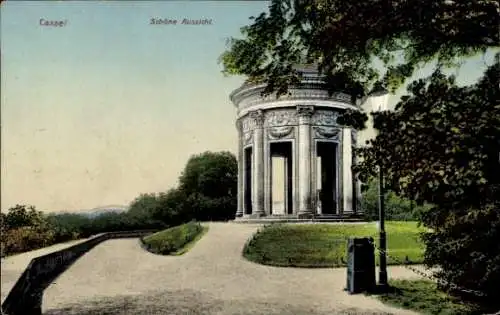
[1,204,168,256]
[421,203,500,306]
[142,221,206,255]
[361,178,432,221]
[1,205,57,255]
[46,212,90,241]
[2,227,55,255]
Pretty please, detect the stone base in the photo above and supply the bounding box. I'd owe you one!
[234,213,365,224]
[297,212,314,219]
[248,212,266,219]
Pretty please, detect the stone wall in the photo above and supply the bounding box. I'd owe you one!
[1,230,157,315]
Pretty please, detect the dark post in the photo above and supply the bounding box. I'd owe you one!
[378,165,388,287]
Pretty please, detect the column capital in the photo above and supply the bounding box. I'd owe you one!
[249,109,265,128]
[296,105,314,124]
[351,129,358,146]
[235,119,244,136]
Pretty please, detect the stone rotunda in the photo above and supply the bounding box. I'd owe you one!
[231,66,363,221]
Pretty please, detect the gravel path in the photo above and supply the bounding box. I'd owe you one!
[11,223,425,314]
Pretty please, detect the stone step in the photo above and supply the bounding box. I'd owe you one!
[234,215,365,223]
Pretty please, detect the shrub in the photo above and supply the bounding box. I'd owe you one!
[2,227,55,255]
[421,203,500,305]
[46,212,90,240]
[142,221,206,255]
[361,178,432,221]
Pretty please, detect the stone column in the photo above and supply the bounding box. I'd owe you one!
[264,131,272,216]
[353,130,362,214]
[235,120,244,217]
[297,105,314,218]
[342,128,354,214]
[356,179,362,214]
[284,157,289,215]
[251,110,265,217]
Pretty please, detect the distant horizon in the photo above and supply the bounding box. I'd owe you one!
[2,204,129,214]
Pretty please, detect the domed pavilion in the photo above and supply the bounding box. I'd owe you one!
[230,65,363,222]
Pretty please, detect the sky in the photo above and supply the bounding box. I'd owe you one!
[1,1,497,213]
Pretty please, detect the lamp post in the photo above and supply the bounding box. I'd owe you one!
[367,86,390,289]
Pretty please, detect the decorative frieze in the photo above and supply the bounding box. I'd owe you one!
[264,109,297,127]
[296,105,315,118]
[240,110,265,133]
[313,110,339,126]
[313,127,340,140]
[241,116,254,133]
[243,131,253,146]
[268,126,294,140]
[231,84,353,110]
[297,106,314,126]
[249,109,265,127]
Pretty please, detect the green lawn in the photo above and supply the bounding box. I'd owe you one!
[374,279,488,315]
[142,221,208,255]
[243,221,426,267]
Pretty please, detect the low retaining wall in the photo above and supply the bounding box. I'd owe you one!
[1,230,157,315]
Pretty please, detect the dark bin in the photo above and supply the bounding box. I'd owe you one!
[345,237,376,294]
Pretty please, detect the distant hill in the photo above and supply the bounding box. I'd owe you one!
[54,205,128,218]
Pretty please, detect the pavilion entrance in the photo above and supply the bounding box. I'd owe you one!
[270,142,293,215]
[244,147,253,215]
[316,141,338,214]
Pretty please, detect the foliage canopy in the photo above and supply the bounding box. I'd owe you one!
[220,0,499,97]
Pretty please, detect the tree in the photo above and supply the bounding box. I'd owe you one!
[361,178,431,221]
[220,0,498,98]
[125,151,238,226]
[45,212,90,241]
[0,211,7,233]
[2,205,55,255]
[356,62,500,303]
[153,188,190,226]
[179,151,237,198]
[3,204,47,231]
[178,151,238,221]
[219,0,500,304]
[355,62,500,211]
[128,193,160,218]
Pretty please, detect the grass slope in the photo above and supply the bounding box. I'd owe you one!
[243,221,425,267]
[375,279,489,315]
[142,221,208,255]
